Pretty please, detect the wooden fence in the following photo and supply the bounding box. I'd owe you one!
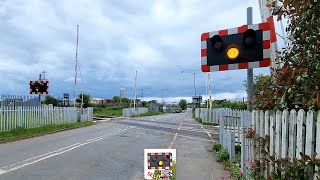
[218,109,252,165]
[0,105,93,132]
[0,94,40,107]
[195,108,232,124]
[247,109,320,179]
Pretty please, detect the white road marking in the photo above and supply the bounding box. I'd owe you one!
[0,169,7,175]
[168,133,178,149]
[1,143,81,169]
[0,127,135,175]
[182,122,200,126]
[132,121,180,130]
[211,173,215,180]
[177,134,213,142]
[140,128,213,142]
[178,123,182,131]
[105,156,121,167]
[92,119,111,123]
[201,124,212,138]
[179,128,209,133]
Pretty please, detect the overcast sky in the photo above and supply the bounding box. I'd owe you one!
[0,0,285,102]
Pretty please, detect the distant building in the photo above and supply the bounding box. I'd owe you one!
[150,102,163,112]
[90,98,116,106]
[120,88,125,99]
[90,98,104,104]
[164,104,180,111]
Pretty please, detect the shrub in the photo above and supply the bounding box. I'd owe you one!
[235,144,241,154]
[212,143,222,152]
[216,148,229,162]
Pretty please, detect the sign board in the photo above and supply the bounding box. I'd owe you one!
[63,93,69,99]
[144,149,176,180]
[29,80,49,95]
[192,96,202,104]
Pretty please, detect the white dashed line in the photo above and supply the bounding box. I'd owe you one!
[0,169,7,175]
[168,133,178,149]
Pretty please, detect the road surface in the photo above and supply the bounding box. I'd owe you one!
[0,110,228,180]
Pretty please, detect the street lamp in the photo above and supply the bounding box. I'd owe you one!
[161,88,168,105]
[181,71,196,96]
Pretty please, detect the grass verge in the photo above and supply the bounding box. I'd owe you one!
[202,122,219,126]
[133,111,167,117]
[93,106,123,117]
[0,121,94,143]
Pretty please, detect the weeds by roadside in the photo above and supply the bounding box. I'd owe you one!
[212,143,244,179]
[0,121,93,143]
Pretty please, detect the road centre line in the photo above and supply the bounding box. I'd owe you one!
[168,133,178,149]
[0,126,135,175]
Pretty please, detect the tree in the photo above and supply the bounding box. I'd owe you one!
[179,99,187,110]
[141,101,148,107]
[149,100,158,104]
[121,97,129,103]
[76,94,90,108]
[251,0,320,110]
[42,95,58,106]
[112,96,120,104]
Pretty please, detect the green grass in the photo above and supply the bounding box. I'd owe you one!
[0,121,93,143]
[133,111,166,117]
[193,117,202,123]
[93,106,123,117]
[202,122,219,126]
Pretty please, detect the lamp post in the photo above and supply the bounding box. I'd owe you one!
[161,89,168,105]
[181,71,196,96]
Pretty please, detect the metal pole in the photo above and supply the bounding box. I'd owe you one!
[133,71,137,109]
[162,89,164,104]
[74,25,79,108]
[141,88,144,98]
[193,73,196,96]
[247,7,253,112]
[39,73,41,105]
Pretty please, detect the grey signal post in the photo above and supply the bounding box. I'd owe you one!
[39,73,41,105]
[247,7,253,112]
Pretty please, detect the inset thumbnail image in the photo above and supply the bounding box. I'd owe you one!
[144,149,176,180]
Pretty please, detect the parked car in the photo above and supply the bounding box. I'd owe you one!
[172,108,182,113]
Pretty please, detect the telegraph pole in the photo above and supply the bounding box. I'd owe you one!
[39,73,41,105]
[247,7,253,112]
[133,71,137,109]
[161,89,167,105]
[193,72,196,96]
[74,25,79,108]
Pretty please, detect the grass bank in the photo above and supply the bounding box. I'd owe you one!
[192,108,219,126]
[133,111,167,117]
[93,106,123,117]
[0,121,93,143]
[202,122,219,126]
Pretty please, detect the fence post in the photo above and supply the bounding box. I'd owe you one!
[305,110,315,179]
[219,116,225,145]
[230,131,235,163]
[315,112,320,179]
[241,111,247,174]
[17,106,22,128]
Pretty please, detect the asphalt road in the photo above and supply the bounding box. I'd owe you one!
[0,110,228,180]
